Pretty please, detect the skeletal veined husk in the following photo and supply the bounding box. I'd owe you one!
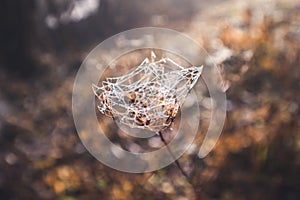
[93,52,203,132]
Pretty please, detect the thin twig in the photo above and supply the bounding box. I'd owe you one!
[138,130,195,192]
[158,130,189,180]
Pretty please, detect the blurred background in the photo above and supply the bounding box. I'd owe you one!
[0,0,300,199]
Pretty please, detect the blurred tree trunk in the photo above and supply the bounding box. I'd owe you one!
[0,0,37,78]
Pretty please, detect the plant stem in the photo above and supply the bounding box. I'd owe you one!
[158,130,189,179]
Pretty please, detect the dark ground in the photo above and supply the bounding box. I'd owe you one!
[0,0,300,199]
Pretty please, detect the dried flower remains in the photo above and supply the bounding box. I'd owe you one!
[92,52,203,132]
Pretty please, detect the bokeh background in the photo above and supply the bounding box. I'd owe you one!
[1,0,300,199]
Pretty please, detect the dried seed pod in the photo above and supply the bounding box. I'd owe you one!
[92,52,203,132]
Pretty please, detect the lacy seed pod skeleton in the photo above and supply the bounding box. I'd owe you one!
[93,52,203,133]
